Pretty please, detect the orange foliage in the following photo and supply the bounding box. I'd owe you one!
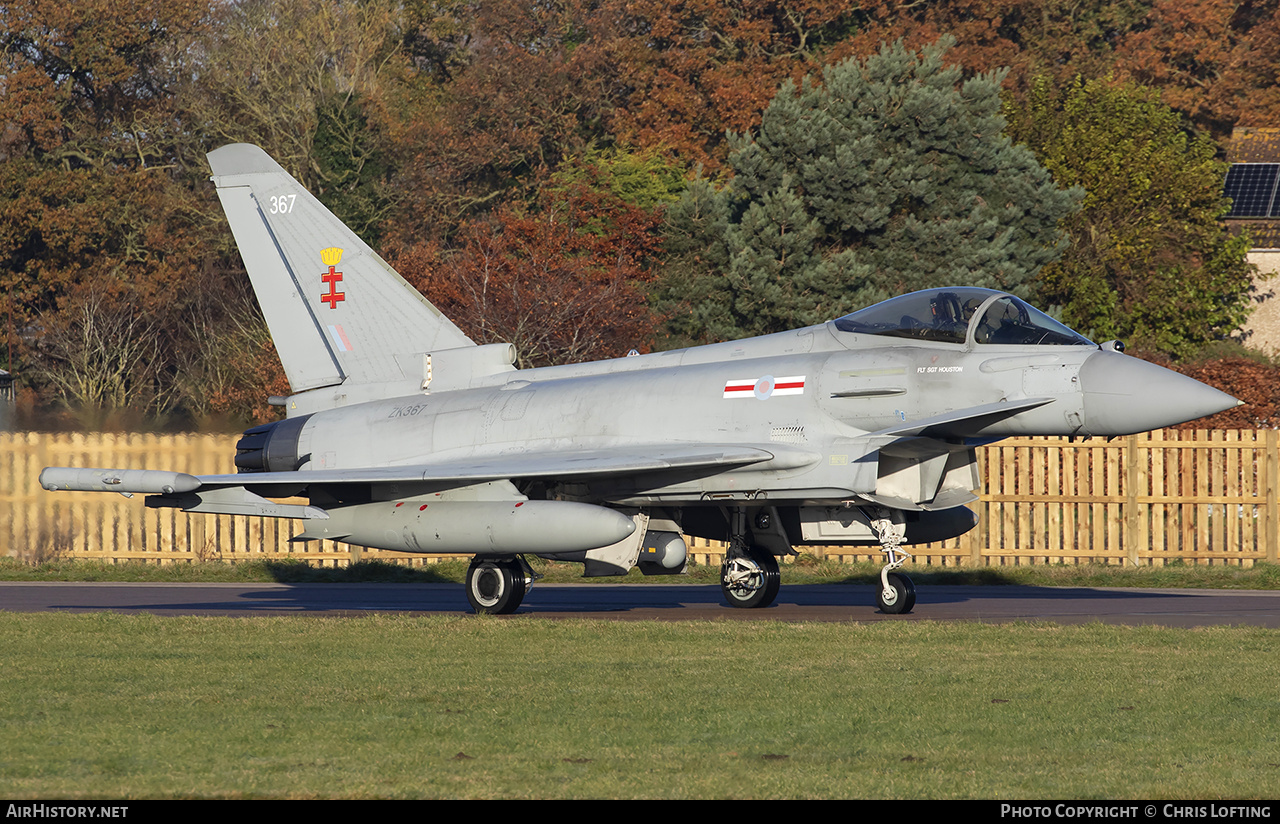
[203,338,290,427]
[1114,0,1280,136]
[608,1,865,170]
[387,1,624,242]
[9,0,1280,426]
[393,179,664,367]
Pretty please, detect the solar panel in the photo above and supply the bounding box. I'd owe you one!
[1224,163,1280,218]
[1269,175,1280,219]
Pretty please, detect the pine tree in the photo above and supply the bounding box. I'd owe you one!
[657,38,1082,345]
[722,182,876,338]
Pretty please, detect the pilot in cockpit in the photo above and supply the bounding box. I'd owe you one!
[928,291,979,342]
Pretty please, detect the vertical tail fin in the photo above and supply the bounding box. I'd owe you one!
[207,143,473,394]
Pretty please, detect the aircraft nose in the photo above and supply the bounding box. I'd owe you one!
[1078,350,1240,435]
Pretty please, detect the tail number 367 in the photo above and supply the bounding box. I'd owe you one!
[269,194,297,214]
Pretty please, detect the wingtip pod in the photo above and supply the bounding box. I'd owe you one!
[40,468,201,495]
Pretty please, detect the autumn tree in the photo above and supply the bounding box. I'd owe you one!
[657,39,1082,346]
[606,0,866,171]
[386,1,627,245]
[182,0,402,240]
[550,145,687,212]
[0,0,221,419]
[1005,76,1255,357]
[1114,0,1280,137]
[7,0,1275,426]
[840,0,1154,94]
[395,164,667,367]
[31,290,166,424]
[841,0,1280,141]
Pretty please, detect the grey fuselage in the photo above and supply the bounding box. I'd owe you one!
[268,305,1211,519]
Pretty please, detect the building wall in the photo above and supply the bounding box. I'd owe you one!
[1240,251,1280,356]
[1226,130,1280,356]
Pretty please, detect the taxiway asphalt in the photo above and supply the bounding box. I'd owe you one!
[2,581,1279,627]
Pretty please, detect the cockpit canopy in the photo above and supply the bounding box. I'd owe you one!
[832,288,1093,347]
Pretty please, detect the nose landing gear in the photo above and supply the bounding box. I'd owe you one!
[870,508,916,614]
[876,570,916,614]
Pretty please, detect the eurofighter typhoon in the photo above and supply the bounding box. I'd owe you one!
[41,144,1240,614]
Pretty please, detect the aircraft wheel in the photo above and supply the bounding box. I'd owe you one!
[720,547,780,609]
[877,571,916,615]
[466,559,526,615]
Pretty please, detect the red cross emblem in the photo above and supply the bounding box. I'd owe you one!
[321,266,345,309]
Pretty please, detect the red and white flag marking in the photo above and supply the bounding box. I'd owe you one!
[327,324,354,352]
[723,375,805,400]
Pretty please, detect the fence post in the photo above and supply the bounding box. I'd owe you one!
[971,446,987,567]
[1268,428,1279,564]
[1125,434,1140,567]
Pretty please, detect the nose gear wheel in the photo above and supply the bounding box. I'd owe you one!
[870,507,915,614]
[876,571,916,614]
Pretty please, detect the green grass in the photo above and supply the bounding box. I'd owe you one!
[0,614,1277,799]
[3,555,1280,590]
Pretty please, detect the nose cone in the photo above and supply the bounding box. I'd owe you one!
[1079,351,1240,435]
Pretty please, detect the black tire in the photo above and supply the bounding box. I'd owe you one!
[876,571,916,614]
[466,559,526,615]
[720,547,781,609]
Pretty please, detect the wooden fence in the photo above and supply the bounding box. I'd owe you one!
[2,430,1277,567]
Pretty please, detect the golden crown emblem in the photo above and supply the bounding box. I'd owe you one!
[320,247,343,267]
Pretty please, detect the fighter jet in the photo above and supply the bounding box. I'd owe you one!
[40,143,1240,614]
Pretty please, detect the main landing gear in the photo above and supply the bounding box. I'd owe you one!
[720,508,781,609]
[466,556,536,614]
[870,508,915,614]
[721,545,781,608]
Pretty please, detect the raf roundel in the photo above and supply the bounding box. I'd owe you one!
[723,375,805,400]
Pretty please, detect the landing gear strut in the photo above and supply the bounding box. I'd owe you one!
[720,508,781,609]
[466,556,535,614]
[870,508,915,614]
